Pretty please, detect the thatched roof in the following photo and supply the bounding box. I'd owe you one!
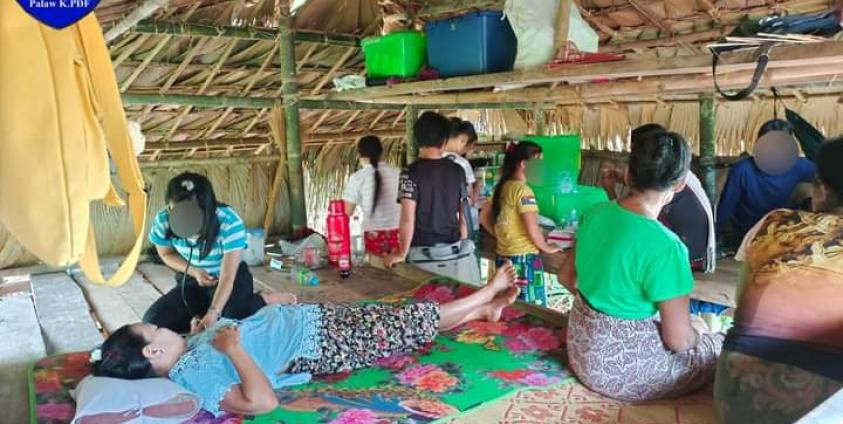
[94,0,843,163]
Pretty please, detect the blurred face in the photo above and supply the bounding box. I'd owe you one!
[133,323,187,366]
[450,134,470,154]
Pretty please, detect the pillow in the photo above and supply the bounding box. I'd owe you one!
[72,375,201,424]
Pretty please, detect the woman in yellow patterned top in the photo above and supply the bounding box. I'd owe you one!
[714,137,843,424]
[480,141,560,306]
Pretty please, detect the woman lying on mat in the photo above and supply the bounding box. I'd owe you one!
[714,137,843,424]
[561,130,724,402]
[143,172,296,334]
[91,264,521,416]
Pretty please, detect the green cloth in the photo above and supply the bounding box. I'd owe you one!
[575,202,693,319]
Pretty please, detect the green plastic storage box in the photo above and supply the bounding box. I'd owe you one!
[532,185,609,226]
[361,31,426,79]
[523,134,582,185]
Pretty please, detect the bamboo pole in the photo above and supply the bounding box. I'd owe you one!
[105,0,169,42]
[120,34,173,92]
[553,0,573,54]
[278,0,307,233]
[534,106,546,135]
[139,155,278,168]
[699,94,717,204]
[121,93,543,110]
[143,130,406,150]
[405,107,418,164]
[131,21,360,46]
[416,0,500,18]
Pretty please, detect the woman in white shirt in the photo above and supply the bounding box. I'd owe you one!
[343,136,401,256]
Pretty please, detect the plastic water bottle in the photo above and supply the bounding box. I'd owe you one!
[351,217,364,265]
[292,266,319,286]
[567,209,579,231]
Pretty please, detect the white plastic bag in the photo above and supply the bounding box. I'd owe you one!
[505,0,558,70]
[242,228,266,266]
[504,0,599,70]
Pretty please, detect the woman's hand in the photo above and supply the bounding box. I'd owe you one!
[383,252,405,268]
[198,307,221,331]
[190,317,202,335]
[191,268,218,287]
[542,244,562,254]
[212,325,242,356]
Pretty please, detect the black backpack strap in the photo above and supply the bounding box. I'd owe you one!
[712,42,774,101]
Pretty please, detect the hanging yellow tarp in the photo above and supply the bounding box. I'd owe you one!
[0,1,147,286]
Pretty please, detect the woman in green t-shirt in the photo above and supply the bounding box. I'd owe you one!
[561,130,724,401]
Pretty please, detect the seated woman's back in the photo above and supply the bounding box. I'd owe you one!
[715,137,843,424]
[735,209,843,347]
[576,201,693,319]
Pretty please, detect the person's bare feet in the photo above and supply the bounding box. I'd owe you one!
[260,291,298,305]
[486,287,520,322]
[487,262,517,297]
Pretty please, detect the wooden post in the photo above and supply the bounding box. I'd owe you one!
[699,94,717,204]
[534,106,546,135]
[278,0,307,233]
[405,107,418,164]
[553,0,573,55]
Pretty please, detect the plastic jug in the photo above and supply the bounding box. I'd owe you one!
[326,200,352,278]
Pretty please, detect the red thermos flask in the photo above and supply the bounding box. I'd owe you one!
[326,200,351,278]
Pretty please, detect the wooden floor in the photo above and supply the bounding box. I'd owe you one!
[0,258,722,424]
[479,233,741,307]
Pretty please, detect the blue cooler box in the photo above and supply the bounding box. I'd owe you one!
[425,11,517,77]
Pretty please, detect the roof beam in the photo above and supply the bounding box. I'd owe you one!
[143,131,406,150]
[121,93,544,110]
[131,21,360,47]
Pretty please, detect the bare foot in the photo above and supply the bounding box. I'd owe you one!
[486,287,520,322]
[487,262,517,296]
[260,291,297,305]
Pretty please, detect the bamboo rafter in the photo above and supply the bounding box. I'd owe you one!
[131,21,361,46]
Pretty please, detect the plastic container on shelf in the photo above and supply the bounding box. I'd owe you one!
[425,11,517,77]
[361,31,426,79]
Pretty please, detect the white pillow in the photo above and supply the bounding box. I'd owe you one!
[72,375,201,424]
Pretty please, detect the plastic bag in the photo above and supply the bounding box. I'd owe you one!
[505,0,558,70]
[504,0,598,70]
[277,234,327,263]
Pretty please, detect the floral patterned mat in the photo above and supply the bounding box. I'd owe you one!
[29,278,572,424]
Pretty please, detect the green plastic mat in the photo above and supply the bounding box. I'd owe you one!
[250,279,572,424]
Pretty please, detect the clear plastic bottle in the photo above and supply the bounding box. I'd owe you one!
[558,171,574,194]
[351,216,364,265]
[567,209,579,231]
